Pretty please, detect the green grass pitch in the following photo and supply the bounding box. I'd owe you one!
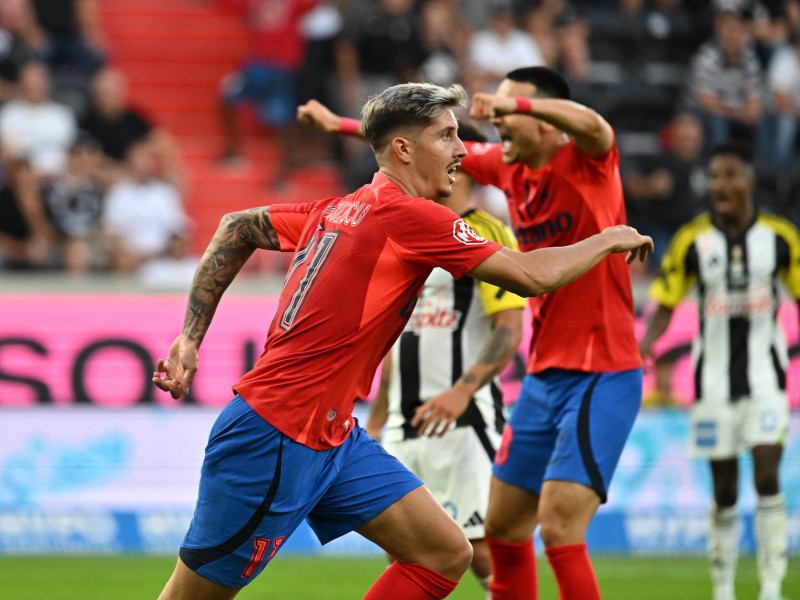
[0,555,797,599]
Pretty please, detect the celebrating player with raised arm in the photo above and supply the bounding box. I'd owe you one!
[154,82,652,600]
[299,66,649,600]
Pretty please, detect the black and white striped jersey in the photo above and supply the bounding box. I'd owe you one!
[650,211,800,401]
[384,209,526,442]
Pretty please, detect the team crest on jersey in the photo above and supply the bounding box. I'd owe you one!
[453,219,487,245]
[327,408,336,421]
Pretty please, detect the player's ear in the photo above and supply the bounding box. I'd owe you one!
[391,136,413,164]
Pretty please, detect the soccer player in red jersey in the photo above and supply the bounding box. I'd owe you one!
[299,67,645,599]
[467,67,644,600]
[153,81,652,600]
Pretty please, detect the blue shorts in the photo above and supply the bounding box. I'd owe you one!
[179,395,422,588]
[222,60,296,127]
[493,369,642,503]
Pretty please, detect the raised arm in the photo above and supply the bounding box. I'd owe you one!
[152,207,281,398]
[469,225,653,298]
[470,93,614,156]
[297,99,366,139]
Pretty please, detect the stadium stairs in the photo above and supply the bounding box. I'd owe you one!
[98,0,343,263]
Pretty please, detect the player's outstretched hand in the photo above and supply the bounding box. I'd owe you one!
[602,225,654,264]
[411,387,471,437]
[297,99,341,133]
[152,334,199,399]
[470,93,517,119]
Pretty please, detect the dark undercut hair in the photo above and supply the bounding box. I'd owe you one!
[361,82,468,152]
[505,66,571,100]
[709,140,754,166]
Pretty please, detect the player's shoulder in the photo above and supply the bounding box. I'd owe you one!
[662,213,712,258]
[463,209,516,248]
[756,210,800,244]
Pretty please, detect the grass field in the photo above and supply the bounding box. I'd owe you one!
[0,554,797,599]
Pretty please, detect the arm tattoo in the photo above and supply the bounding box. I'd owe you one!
[181,207,281,342]
[478,326,513,366]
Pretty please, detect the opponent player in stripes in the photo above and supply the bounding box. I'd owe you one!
[640,141,798,600]
[154,81,652,600]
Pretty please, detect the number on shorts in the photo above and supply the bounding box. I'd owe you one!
[241,537,270,579]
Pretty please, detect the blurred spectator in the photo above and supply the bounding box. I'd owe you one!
[623,113,707,266]
[335,0,423,114]
[16,0,105,78]
[217,0,319,188]
[0,61,77,180]
[683,9,763,147]
[102,140,189,273]
[0,157,59,269]
[760,26,800,168]
[81,67,186,195]
[42,132,106,273]
[416,0,470,87]
[467,0,545,93]
[0,2,33,104]
[523,0,589,81]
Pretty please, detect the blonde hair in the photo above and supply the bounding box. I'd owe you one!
[361,82,468,151]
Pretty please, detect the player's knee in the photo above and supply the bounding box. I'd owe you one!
[714,484,738,508]
[538,516,570,548]
[753,471,779,496]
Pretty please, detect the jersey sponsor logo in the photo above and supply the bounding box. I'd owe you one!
[703,291,776,318]
[514,211,573,246]
[453,219,488,245]
[325,201,371,226]
[406,306,462,332]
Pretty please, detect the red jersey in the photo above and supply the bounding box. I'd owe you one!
[234,173,501,449]
[462,140,641,374]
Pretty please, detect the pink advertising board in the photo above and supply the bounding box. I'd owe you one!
[1,294,799,408]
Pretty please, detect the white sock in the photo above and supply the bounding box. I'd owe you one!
[755,494,787,600]
[709,504,739,600]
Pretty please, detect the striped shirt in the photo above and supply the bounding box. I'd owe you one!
[384,209,526,444]
[685,39,763,112]
[650,212,800,401]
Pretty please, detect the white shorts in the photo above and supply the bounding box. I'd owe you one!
[689,392,790,459]
[383,426,499,540]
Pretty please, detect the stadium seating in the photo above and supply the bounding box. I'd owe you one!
[97,0,342,258]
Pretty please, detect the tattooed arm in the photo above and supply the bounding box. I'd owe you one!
[411,307,524,437]
[152,208,281,398]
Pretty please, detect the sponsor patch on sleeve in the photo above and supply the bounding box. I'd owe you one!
[453,219,488,246]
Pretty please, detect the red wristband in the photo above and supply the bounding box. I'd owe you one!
[514,97,533,114]
[338,117,361,135]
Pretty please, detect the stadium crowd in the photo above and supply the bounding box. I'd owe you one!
[1,0,799,280]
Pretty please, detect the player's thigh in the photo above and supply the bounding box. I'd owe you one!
[484,475,540,542]
[180,396,336,588]
[537,479,600,545]
[159,558,240,600]
[307,425,423,546]
[543,369,642,503]
[356,484,471,578]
